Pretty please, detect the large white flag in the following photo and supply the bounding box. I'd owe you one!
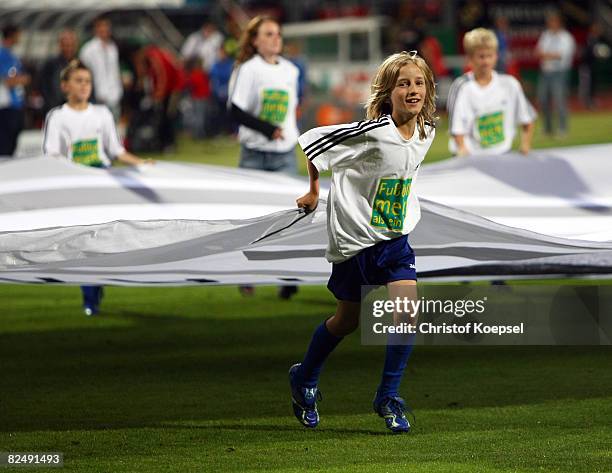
[1,145,611,286]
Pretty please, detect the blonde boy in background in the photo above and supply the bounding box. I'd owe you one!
[43,60,152,316]
[447,28,536,157]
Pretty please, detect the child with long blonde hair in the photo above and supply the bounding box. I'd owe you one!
[290,51,436,433]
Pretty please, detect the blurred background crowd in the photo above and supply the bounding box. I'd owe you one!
[0,0,610,158]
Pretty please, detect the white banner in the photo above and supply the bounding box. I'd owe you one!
[1,145,611,286]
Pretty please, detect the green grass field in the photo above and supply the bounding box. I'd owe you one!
[2,111,612,471]
[1,285,611,472]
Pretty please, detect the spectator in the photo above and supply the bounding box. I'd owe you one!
[398,17,448,79]
[138,44,185,151]
[284,40,307,105]
[447,28,536,156]
[579,22,610,109]
[184,57,211,139]
[419,32,449,79]
[209,41,236,135]
[535,11,575,137]
[40,29,78,114]
[79,16,123,120]
[0,24,30,157]
[494,16,510,73]
[398,18,425,53]
[181,20,224,72]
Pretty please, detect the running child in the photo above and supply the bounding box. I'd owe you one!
[42,59,152,316]
[447,27,536,156]
[290,51,436,433]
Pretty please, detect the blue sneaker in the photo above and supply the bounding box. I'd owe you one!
[373,394,413,433]
[289,363,321,428]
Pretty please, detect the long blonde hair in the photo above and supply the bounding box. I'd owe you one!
[365,51,436,140]
[235,15,279,66]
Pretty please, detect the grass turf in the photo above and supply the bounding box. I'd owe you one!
[1,284,611,472]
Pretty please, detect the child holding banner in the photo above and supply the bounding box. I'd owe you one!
[290,51,436,433]
[228,15,300,299]
[42,60,152,316]
[447,28,536,156]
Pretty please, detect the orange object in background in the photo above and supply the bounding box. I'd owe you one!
[315,103,353,126]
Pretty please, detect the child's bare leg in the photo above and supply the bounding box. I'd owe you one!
[326,300,361,337]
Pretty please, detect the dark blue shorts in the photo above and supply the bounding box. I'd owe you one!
[327,234,416,302]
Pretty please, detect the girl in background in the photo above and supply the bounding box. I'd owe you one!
[229,15,300,299]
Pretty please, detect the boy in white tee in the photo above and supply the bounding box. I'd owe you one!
[448,28,536,156]
[42,60,151,315]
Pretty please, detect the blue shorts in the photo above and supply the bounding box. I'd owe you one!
[327,234,416,302]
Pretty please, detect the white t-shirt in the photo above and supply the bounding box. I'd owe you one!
[229,55,299,153]
[79,37,123,107]
[42,103,125,167]
[448,71,536,155]
[299,115,435,263]
[537,29,575,72]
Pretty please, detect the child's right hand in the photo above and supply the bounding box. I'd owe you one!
[296,192,319,214]
[272,128,284,140]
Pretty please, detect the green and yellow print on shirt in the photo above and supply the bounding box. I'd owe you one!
[72,138,104,168]
[371,177,412,232]
[477,111,504,147]
[259,89,289,125]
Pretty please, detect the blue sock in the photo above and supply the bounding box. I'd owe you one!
[377,336,415,399]
[296,320,343,387]
[81,286,103,308]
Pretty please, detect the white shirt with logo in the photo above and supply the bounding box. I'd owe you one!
[448,71,536,155]
[229,55,299,153]
[299,115,435,263]
[42,103,125,167]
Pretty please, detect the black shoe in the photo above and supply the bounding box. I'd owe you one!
[279,285,298,300]
[239,285,255,297]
